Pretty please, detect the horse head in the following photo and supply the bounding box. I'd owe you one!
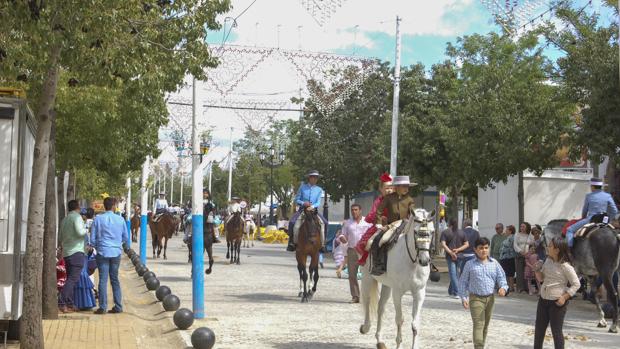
[407,208,435,267]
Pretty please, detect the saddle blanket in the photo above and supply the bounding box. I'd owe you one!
[364,220,404,251]
[576,222,617,239]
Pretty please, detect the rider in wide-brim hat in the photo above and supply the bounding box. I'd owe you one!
[287,170,328,252]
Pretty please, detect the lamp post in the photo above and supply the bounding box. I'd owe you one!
[259,145,285,225]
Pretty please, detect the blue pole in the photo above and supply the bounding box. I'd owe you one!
[126,177,132,249]
[191,77,205,319]
[126,220,131,249]
[191,214,204,318]
[140,157,150,265]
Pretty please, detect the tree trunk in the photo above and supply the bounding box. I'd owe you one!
[518,171,524,225]
[42,112,58,319]
[57,172,65,219]
[344,194,350,220]
[450,185,460,225]
[607,158,618,202]
[20,44,61,349]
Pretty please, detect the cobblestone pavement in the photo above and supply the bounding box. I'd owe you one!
[142,236,618,349]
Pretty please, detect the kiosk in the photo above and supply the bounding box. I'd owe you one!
[0,89,36,339]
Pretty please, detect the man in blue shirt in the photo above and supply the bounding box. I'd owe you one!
[286,170,328,252]
[91,197,128,314]
[566,177,618,247]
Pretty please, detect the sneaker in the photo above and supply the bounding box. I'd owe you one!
[452,295,460,299]
[109,308,122,314]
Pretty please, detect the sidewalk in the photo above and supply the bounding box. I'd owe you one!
[8,255,187,349]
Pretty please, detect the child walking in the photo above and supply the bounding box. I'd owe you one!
[524,245,541,295]
[459,237,508,349]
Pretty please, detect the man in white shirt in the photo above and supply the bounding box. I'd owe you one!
[341,204,372,303]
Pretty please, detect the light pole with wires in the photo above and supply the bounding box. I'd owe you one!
[259,145,285,225]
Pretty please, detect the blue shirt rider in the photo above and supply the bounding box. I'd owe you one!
[566,177,618,247]
[287,170,328,252]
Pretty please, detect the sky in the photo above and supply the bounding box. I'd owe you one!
[160,0,615,174]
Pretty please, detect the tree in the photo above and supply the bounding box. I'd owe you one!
[0,1,229,346]
[288,63,393,217]
[546,1,619,198]
[399,31,574,222]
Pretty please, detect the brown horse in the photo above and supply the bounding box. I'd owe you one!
[130,205,141,243]
[225,212,244,265]
[296,208,322,303]
[147,212,178,260]
[186,222,215,275]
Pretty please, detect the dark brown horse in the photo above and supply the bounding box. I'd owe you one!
[147,212,178,260]
[130,205,141,243]
[186,221,215,275]
[296,208,322,303]
[225,212,244,265]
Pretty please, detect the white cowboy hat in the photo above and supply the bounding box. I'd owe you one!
[392,175,417,186]
[590,177,604,186]
[306,170,322,177]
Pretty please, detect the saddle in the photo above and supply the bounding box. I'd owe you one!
[370,220,407,276]
[575,222,616,239]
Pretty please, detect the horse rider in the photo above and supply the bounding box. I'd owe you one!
[286,170,328,252]
[371,175,416,275]
[203,189,220,243]
[566,177,618,247]
[225,196,243,225]
[153,192,169,222]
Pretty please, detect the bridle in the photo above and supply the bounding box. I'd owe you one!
[404,217,433,267]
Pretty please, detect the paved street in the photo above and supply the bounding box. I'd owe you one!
[141,235,618,349]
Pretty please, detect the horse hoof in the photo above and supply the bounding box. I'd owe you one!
[205,269,212,275]
[377,342,387,349]
[609,327,618,333]
[598,322,607,328]
[301,297,308,303]
[360,325,368,334]
[298,292,303,297]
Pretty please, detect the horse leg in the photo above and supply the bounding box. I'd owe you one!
[226,241,231,261]
[309,255,319,297]
[360,268,377,335]
[375,285,391,349]
[163,236,169,260]
[236,240,241,265]
[205,245,213,275]
[589,276,609,328]
[297,263,304,297]
[298,263,309,303]
[410,288,426,349]
[602,272,619,333]
[393,290,404,349]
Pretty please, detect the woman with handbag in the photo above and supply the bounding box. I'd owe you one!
[73,209,97,310]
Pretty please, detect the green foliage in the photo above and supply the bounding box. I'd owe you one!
[288,63,393,202]
[547,2,619,161]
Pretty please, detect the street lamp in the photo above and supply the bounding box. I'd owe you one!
[259,145,285,226]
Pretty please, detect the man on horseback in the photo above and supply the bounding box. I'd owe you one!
[566,177,618,247]
[153,192,169,222]
[286,170,328,252]
[371,175,416,275]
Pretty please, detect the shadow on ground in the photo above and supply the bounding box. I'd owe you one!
[271,342,364,349]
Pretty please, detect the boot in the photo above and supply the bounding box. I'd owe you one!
[286,242,296,252]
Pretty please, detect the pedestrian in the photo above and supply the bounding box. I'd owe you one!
[530,224,546,261]
[458,237,508,349]
[91,197,128,314]
[440,218,468,298]
[73,208,97,310]
[514,222,533,293]
[490,223,506,261]
[58,199,87,313]
[524,245,541,296]
[333,231,348,279]
[458,219,480,276]
[341,204,372,303]
[533,237,581,349]
[499,225,517,292]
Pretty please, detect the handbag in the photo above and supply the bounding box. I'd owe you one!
[87,253,97,275]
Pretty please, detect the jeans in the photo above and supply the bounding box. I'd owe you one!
[566,217,590,247]
[96,254,122,312]
[446,256,459,296]
[469,294,495,349]
[458,255,475,277]
[60,252,85,307]
[534,298,568,349]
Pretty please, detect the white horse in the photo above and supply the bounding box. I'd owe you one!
[243,217,257,248]
[360,207,434,349]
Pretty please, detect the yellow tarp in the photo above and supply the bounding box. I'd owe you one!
[218,225,288,243]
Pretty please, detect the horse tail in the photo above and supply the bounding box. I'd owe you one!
[360,266,379,321]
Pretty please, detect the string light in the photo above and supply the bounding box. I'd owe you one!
[299,0,347,27]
